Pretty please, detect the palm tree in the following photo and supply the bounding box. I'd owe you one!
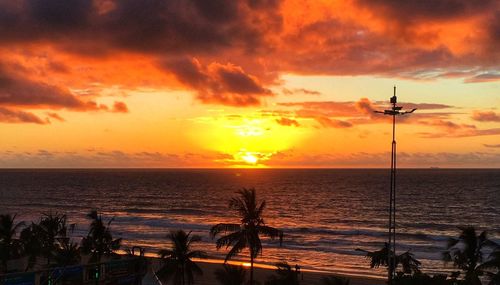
[156,230,206,285]
[53,238,81,267]
[81,210,122,263]
[210,188,283,285]
[478,242,500,285]
[0,214,24,273]
[214,264,246,285]
[357,243,421,276]
[443,226,496,285]
[20,223,43,271]
[265,262,300,285]
[38,212,68,266]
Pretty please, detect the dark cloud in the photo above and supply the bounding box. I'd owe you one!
[0,106,46,124]
[471,111,500,122]
[356,0,495,21]
[28,0,93,29]
[163,57,273,106]
[0,65,104,110]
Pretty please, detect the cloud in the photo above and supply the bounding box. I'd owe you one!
[314,116,353,128]
[0,107,46,124]
[0,0,497,119]
[265,150,500,168]
[0,149,231,168]
[163,57,273,106]
[484,144,500,148]
[282,88,321,96]
[465,72,500,83]
[276,117,299,127]
[46,112,65,122]
[0,64,106,111]
[471,111,500,122]
[112,101,128,113]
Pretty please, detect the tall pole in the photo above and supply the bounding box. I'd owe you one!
[374,87,416,284]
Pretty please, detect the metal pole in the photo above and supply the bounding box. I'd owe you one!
[374,86,416,284]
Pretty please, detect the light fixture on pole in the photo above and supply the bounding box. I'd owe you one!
[374,86,416,284]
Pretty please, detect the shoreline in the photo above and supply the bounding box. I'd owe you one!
[148,256,385,285]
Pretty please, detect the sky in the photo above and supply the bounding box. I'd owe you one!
[0,0,499,168]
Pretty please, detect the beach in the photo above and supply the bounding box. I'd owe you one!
[147,258,385,285]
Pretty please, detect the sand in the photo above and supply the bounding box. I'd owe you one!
[147,258,385,285]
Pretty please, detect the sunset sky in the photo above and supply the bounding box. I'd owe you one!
[0,0,499,168]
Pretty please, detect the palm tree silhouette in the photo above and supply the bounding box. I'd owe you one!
[357,243,421,276]
[20,223,42,271]
[0,214,24,273]
[214,264,247,285]
[443,226,496,285]
[81,210,122,263]
[53,238,81,267]
[265,262,300,285]
[210,188,283,285]
[479,243,500,285]
[156,230,206,285]
[38,212,68,266]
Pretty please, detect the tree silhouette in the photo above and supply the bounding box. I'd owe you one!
[0,214,24,273]
[443,226,496,285]
[265,262,300,285]
[38,212,68,266]
[321,275,350,285]
[357,243,421,276]
[20,223,42,271]
[81,210,121,263]
[214,264,247,285]
[156,230,206,285]
[478,240,500,285]
[53,238,81,267]
[210,188,283,285]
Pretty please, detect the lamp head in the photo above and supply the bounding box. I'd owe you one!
[390,95,397,104]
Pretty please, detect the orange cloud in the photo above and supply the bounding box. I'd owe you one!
[471,111,500,122]
[276,117,299,127]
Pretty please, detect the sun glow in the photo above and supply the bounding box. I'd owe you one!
[241,153,259,164]
[191,111,306,167]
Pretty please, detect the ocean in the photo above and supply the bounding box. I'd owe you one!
[1,169,499,278]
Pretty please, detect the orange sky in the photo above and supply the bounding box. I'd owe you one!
[0,0,499,168]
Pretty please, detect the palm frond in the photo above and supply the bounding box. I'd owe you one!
[210,223,241,238]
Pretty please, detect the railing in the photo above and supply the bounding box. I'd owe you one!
[0,258,147,285]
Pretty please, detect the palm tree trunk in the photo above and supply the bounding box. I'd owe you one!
[250,253,254,285]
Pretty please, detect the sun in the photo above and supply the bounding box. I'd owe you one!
[241,153,258,164]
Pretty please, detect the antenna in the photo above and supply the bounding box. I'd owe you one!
[373,86,416,284]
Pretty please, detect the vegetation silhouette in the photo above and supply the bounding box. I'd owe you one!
[321,275,350,285]
[357,243,421,276]
[156,229,206,285]
[214,264,247,285]
[478,243,500,285]
[37,212,68,266]
[264,261,300,285]
[0,214,24,273]
[210,188,283,285]
[19,222,42,271]
[443,226,499,285]
[81,210,122,263]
